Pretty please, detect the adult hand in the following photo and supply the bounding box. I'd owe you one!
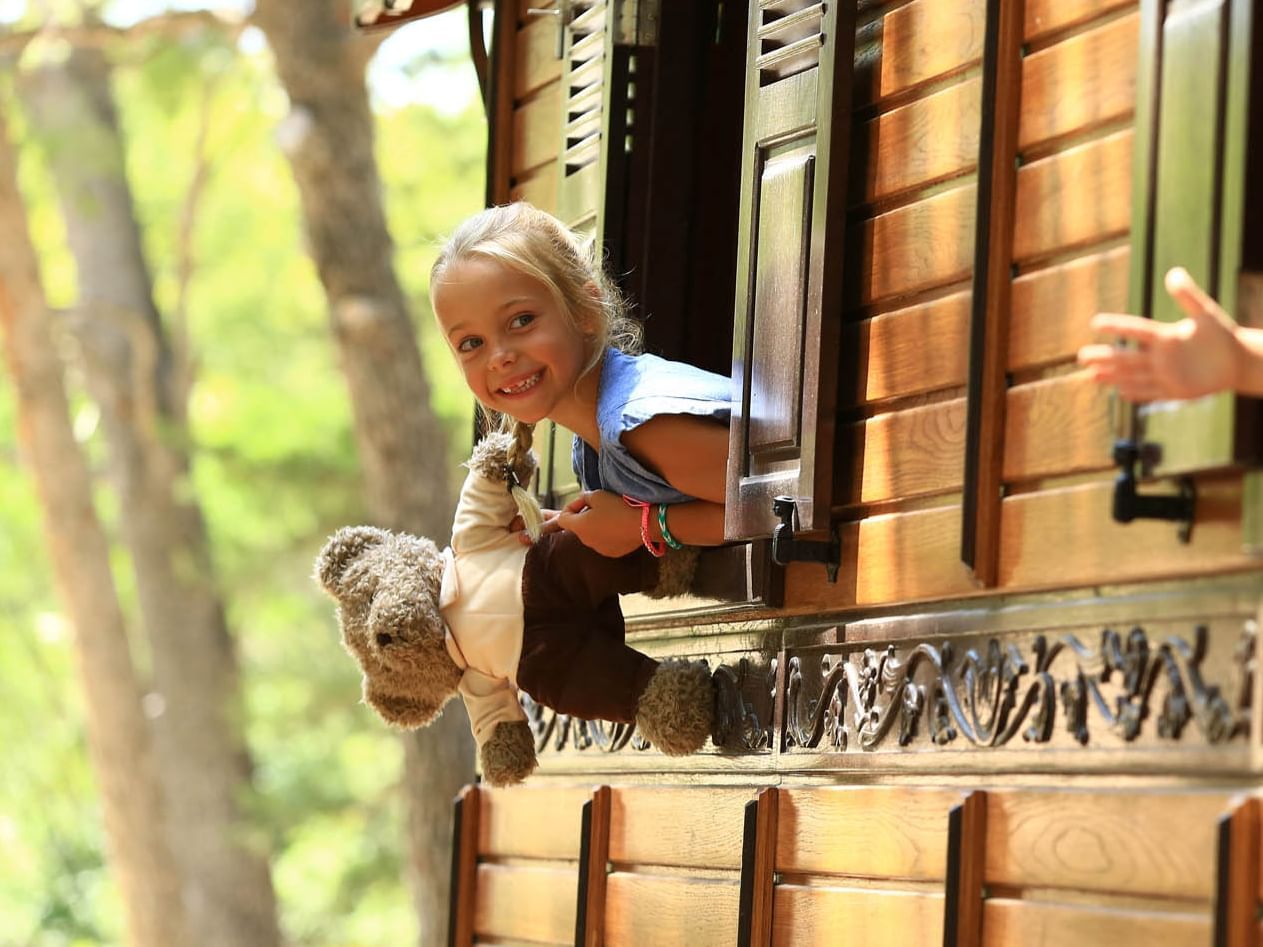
[1077,267,1242,402]
[555,490,643,557]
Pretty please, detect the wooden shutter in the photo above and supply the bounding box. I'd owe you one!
[725,0,856,539]
[1126,0,1262,477]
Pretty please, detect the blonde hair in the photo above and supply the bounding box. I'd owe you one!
[432,202,642,468]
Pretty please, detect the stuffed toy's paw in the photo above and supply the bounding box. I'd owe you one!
[635,659,715,755]
[468,430,536,488]
[480,720,538,786]
[646,545,701,599]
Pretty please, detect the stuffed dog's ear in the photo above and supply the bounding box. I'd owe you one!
[315,526,390,595]
[364,682,453,729]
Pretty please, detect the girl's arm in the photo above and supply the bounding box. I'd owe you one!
[557,491,726,557]
[555,414,730,556]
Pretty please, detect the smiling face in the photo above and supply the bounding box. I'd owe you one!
[432,255,596,425]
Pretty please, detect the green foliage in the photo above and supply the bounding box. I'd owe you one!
[0,13,486,945]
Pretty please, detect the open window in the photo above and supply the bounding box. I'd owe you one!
[1123,0,1262,478]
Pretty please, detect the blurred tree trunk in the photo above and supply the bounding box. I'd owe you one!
[251,3,476,943]
[0,111,191,947]
[18,48,281,947]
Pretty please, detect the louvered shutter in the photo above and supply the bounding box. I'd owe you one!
[1125,0,1262,478]
[725,0,856,539]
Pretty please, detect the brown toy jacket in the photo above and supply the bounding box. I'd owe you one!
[439,460,662,752]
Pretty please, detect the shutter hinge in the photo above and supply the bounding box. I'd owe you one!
[612,0,658,47]
[771,496,840,583]
[1111,440,1196,543]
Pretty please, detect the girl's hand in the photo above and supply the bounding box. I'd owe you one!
[555,491,643,557]
[510,509,561,546]
[1077,267,1244,402]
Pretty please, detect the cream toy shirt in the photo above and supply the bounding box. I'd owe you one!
[439,461,531,748]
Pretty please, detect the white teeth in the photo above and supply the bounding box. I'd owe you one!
[499,371,541,395]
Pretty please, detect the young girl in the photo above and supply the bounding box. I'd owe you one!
[429,202,732,558]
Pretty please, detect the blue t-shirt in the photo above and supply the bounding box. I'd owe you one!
[571,348,732,504]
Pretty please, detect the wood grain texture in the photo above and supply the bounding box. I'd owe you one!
[478,786,590,860]
[608,787,756,870]
[1012,129,1133,265]
[771,886,945,946]
[513,16,562,101]
[450,785,480,947]
[857,0,986,107]
[1024,0,1136,44]
[793,474,1253,611]
[1019,12,1139,151]
[981,898,1209,947]
[997,476,1253,590]
[511,81,561,178]
[844,398,967,505]
[852,181,977,306]
[984,791,1231,898]
[473,862,577,945]
[847,289,972,405]
[1002,372,1113,483]
[746,788,779,947]
[509,160,558,213]
[853,77,981,205]
[1220,798,1260,947]
[842,372,1110,506]
[604,874,740,947]
[776,787,966,879]
[581,786,612,947]
[1008,245,1130,371]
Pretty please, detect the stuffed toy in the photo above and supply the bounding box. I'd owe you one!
[315,431,715,786]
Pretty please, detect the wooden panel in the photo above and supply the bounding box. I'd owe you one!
[749,152,814,458]
[842,504,973,607]
[1008,245,1130,370]
[608,787,754,870]
[509,161,558,213]
[854,77,981,205]
[511,82,561,178]
[771,886,945,946]
[478,786,589,860]
[1002,372,1112,483]
[845,399,966,505]
[984,791,1230,899]
[473,863,577,945]
[844,373,1110,505]
[1019,12,1139,151]
[982,899,1210,947]
[859,0,986,106]
[790,474,1254,611]
[1025,0,1137,44]
[776,787,963,879]
[514,16,563,101]
[1012,129,1133,265]
[854,182,977,306]
[848,289,971,404]
[998,476,1253,591]
[604,874,739,947]
[451,786,480,947]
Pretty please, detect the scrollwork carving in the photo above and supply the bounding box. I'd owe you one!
[783,622,1252,754]
[520,654,774,757]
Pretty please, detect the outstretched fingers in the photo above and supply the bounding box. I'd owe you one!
[1164,266,1224,323]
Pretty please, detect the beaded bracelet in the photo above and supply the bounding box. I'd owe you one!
[621,495,666,557]
[657,503,683,550]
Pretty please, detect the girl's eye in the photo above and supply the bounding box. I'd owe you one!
[456,337,483,353]
[509,312,536,330]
